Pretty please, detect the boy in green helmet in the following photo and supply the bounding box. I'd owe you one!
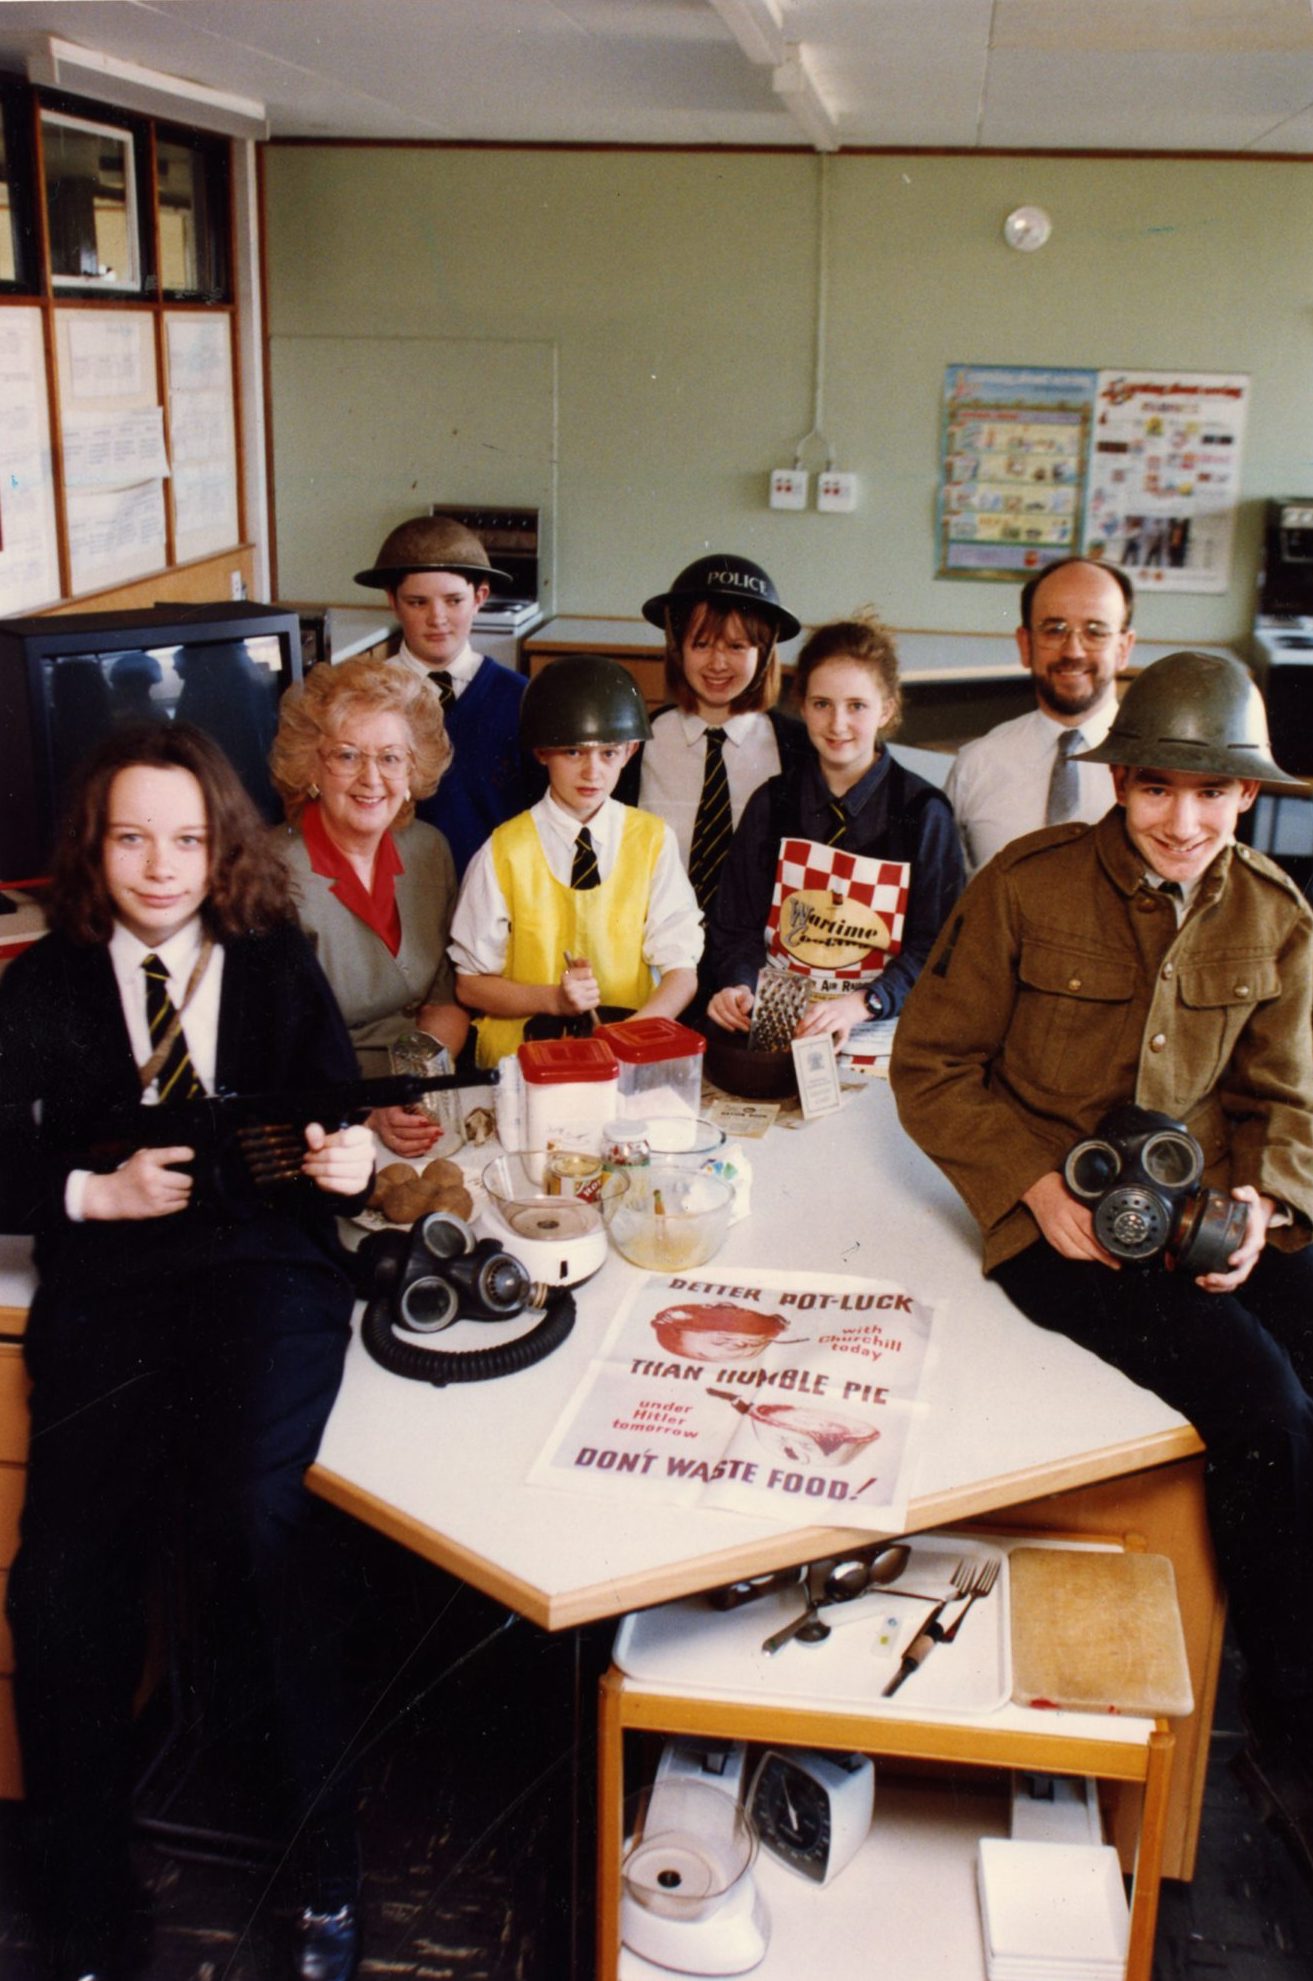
[450,656,702,1068]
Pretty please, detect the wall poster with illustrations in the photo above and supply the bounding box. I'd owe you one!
[936,364,1097,580]
[1081,370,1249,595]
[937,363,1248,594]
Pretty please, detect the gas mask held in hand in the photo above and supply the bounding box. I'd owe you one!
[1061,1103,1248,1274]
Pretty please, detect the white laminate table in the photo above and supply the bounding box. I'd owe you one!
[307,1083,1201,1625]
[304,1082,1219,1879]
[0,1082,1220,1876]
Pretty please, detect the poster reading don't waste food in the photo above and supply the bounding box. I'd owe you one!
[530,1265,942,1530]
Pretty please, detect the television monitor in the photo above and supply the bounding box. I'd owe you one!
[0,600,304,899]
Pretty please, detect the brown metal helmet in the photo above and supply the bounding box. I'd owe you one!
[1078,650,1307,791]
[354,514,510,590]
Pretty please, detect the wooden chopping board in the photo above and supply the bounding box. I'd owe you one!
[1009,1547,1194,1718]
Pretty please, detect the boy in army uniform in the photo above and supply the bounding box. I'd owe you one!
[892,651,1313,1862]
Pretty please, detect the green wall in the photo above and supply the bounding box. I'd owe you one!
[262,145,1313,643]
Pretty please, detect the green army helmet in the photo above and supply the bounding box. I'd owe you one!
[641,553,801,641]
[519,655,653,750]
[354,514,511,589]
[1078,650,1307,791]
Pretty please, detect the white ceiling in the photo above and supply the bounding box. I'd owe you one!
[2,0,1313,153]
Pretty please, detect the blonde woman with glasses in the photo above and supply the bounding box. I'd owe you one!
[270,655,468,1154]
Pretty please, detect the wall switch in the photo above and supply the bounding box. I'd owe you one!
[817,472,858,513]
[769,467,809,510]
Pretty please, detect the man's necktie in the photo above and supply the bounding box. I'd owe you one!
[428,671,455,711]
[1045,727,1086,826]
[827,801,849,847]
[571,827,601,890]
[687,728,732,912]
[142,953,202,1102]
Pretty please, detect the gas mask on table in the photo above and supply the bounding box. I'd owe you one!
[355,1212,575,1385]
[1061,1104,1248,1274]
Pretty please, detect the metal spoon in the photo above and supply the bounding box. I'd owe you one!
[762,1543,911,1655]
[795,1544,914,1643]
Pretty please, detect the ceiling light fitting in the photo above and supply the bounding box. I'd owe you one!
[1003,205,1053,253]
[28,35,269,140]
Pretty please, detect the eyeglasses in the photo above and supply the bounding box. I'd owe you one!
[1033,619,1125,649]
[320,744,410,778]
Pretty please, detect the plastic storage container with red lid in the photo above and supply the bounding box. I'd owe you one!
[517,1035,620,1155]
[517,1036,619,1083]
[600,1016,704,1120]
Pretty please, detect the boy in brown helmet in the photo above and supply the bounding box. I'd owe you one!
[355,515,541,876]
[892,650,1313,1869]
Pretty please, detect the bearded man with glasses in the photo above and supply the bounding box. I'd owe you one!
[945,556,1136,874]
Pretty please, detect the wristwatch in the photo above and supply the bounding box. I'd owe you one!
[863,980,889,1021]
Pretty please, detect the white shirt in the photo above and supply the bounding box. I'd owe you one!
[448,791,703,978]
[67,917,225,1220]
[638,709,784,867]
[945,696,1120,876]
[1143,870,1201,925]
[395,639,482,698]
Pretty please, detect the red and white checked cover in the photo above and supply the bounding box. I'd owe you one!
[765,836,911,990]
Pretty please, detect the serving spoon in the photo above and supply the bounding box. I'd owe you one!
[762,1542,911,1655]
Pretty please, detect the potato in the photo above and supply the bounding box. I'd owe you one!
[429,1183,473,1221]
[421,1157,464,1190]
[381,1180,433,1225]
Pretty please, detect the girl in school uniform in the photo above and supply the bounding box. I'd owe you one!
[0,722,374,1981]
[620,553,806,915]
[706,611,965,1048]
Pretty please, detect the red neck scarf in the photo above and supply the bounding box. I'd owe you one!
[301,800,403,956]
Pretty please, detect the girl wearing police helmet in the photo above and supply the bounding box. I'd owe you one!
[623,554,807,916]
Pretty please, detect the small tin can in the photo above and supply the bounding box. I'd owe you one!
[545,1149,606,1204]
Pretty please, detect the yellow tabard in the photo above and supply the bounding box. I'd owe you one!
[473,806,663,1067]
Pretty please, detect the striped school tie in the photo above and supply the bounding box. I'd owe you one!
[571,826,601,890]
[687,727,732,912]
[428,671,456,711]
[827,801,849,847]
[142,953,202,1102]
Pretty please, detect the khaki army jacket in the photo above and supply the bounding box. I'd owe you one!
[890,808,1313,1272]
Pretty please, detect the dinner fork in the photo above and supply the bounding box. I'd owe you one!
[882,1555,971,1696]
[939,1554,1001,1645]
[882,1554,1001,1697]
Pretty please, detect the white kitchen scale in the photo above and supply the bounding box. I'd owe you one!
[621,1739,769,1975]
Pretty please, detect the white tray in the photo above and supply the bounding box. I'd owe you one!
[614,1533,1011,1716]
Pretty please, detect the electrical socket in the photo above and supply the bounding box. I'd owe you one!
[817,472,858,513]
[769,468,809,511]
[230,570,247,600]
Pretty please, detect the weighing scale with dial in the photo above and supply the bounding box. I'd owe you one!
[748,1747,875,1886]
